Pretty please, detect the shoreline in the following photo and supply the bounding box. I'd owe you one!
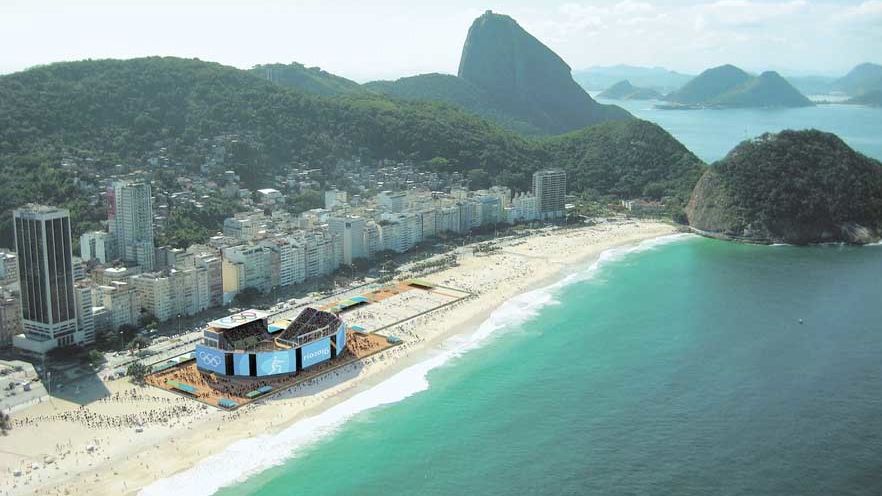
[0,221,679,496]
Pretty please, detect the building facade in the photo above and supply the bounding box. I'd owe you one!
[110,181,156,270]
[532,169,567,220]
[80,231,116,264]
[13,205,82,352]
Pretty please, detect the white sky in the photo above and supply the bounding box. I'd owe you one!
[1,0,880,80]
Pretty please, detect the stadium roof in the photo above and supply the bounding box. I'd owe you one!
[208,309,269,329]
[407,278,436,289]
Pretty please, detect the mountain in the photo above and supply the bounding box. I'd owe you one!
[457,11,630,134]
[665,65,753,105]
[830,63,882,96]
[364,73,544,135]
[573,65,694,93]
[248,62,365,97]
[0,57,704,244]
[597,81,663,100]
[712,71,814,107]
[686,130,882,244]
[665,65,812,108]
[847,89,882,107]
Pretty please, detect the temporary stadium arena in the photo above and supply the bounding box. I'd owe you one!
[194,308,346,377]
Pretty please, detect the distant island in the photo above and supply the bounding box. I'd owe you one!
[663,65,813,109]
[573,65,693,94]
[597,80,663,100]
[686,130,882,244]
[830,62,882,97]
[846,89,882,106]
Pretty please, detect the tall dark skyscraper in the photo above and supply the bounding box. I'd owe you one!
[13,204,81,352]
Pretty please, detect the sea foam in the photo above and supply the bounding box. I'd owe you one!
[140,233,693,496]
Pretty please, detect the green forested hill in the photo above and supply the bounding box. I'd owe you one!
[666,65,812,108]
[686,130,882,244]
[247,62,365,97]
[364,73,545,135]
[0,57,705,243]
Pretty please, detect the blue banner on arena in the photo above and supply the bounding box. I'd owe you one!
[301,337,332,369]
[257,350,295,376]
[336,325,346,353]
[195,345,227,374]
[234,353,251,376]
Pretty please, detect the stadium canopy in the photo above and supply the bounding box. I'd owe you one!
[407,279,436,289]
[268,320,290,333]
[208,309,269,329]
[166,380,197,395]
[329,297,370,313]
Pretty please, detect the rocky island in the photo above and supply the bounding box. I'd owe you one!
[686,130,882,244]
[663,65,813,108]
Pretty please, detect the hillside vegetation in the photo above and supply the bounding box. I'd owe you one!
[364,73,544,135]
[0,57,706,243]
[686,130,882,244]
[247,62,365,97]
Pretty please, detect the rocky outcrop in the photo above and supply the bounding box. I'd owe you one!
[457,10,630,134]
[686,130,882,244]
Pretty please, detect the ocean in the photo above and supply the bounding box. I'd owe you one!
[593,97,882,162]
[145,236,882,496]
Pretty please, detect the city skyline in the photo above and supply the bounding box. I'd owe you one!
[2,0,880,80]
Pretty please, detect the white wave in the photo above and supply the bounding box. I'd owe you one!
[140,232,691,496]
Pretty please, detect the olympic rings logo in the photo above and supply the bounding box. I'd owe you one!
[199,351,223,367]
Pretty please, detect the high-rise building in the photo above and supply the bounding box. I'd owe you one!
[12,205,82,352]
[80,231,116,264]
[329,216,366,265]
[222,244,272,297]
[110,181,155,270]
[95,282,139,331]
[0,288,22,348]
[74,282,95,345]
[532,169,567,220]
[0,249,18,287]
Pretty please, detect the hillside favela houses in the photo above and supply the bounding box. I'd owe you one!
[1,167,568,356]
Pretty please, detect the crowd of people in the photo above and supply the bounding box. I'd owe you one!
[10,389,202,431]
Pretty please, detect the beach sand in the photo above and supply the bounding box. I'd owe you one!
[0,220,677,496]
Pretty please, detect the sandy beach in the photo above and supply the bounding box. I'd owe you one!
[0,220,677,496]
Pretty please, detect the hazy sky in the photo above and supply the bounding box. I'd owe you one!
[2,0,880,80]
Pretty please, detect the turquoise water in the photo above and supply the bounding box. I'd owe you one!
[594,97,882,163]
[199,237,882,496]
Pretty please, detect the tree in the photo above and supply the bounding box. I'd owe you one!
[467,168,491,189]
[0,411,10,436]
[86,350,105,367]
[139,312,159,330]
[128,335,151,353]
[126,362,152,385]
[233,287,261,307]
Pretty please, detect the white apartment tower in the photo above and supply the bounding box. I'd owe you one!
[80,231,116,264]
[110,181,155,270]
[329,216,366,265]
[532,169,567,220]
